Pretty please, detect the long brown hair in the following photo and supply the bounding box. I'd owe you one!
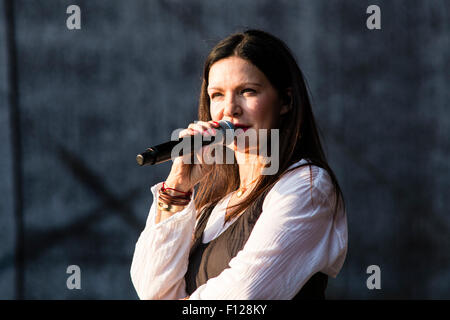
[194,29,345,222]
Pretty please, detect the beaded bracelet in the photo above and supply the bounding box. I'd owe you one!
[161,182,192,197]
[157,182,192,212]
[157,200,188,213]
[158,192,191,206]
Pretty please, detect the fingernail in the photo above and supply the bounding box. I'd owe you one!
[212,121,220,127]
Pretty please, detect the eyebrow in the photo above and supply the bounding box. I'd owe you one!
[207,82,263,91]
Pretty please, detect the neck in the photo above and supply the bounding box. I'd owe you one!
[235,150,263,188]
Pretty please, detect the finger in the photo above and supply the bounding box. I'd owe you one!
[178,128,196,139]
[195,120,220,128]
[188,122,216,136]
[191,120,220,130]
[193,143,215,165]
[209,120,220,128]
[203,120,221,130]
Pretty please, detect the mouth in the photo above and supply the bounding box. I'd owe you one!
[233,124,252,132]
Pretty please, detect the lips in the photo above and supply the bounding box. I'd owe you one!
[233,124,251,132]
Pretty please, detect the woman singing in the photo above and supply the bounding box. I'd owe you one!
[130,29,348,300]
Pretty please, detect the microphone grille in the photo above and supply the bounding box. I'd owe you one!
[218,120,235,130]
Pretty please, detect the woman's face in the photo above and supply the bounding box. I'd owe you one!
[207,56,289,132]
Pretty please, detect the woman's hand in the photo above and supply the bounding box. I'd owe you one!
[164,120,221,192]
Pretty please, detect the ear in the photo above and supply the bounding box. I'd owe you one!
[279,87,292,116]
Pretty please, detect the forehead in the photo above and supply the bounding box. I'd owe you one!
[208,56,267,88]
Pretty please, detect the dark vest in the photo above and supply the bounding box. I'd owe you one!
[184,189,328,299]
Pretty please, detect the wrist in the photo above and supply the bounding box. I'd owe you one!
[164,178,193,193]
[157,180,192,214]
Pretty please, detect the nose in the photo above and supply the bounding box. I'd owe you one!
[223,93,242,118]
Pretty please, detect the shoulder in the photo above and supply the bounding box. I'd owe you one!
[262,159,336,214]
[271,159,334,197]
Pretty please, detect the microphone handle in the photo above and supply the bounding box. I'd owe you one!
[136,136,215,166]
[136,120,235,166]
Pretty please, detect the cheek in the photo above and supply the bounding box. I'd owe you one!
[247,103,266,122]
[252,97,280,121]
[209,103,221,120]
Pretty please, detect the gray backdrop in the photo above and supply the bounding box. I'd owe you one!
[1,0,449,299]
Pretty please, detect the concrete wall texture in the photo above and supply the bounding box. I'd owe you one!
[1,0,449,299]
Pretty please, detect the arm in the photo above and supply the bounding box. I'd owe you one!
[189,166,348,299]
[130,120,220,299]
[130,182,197,300]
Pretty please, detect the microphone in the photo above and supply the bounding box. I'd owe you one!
[136,120,235,166]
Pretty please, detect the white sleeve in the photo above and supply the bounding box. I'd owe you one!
[130,182,197,300]
[189,165,348,300]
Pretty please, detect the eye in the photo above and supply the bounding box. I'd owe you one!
[241,88,256,95]
[210,92,223,99]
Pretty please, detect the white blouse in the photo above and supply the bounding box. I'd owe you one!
[130,159,348,300]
